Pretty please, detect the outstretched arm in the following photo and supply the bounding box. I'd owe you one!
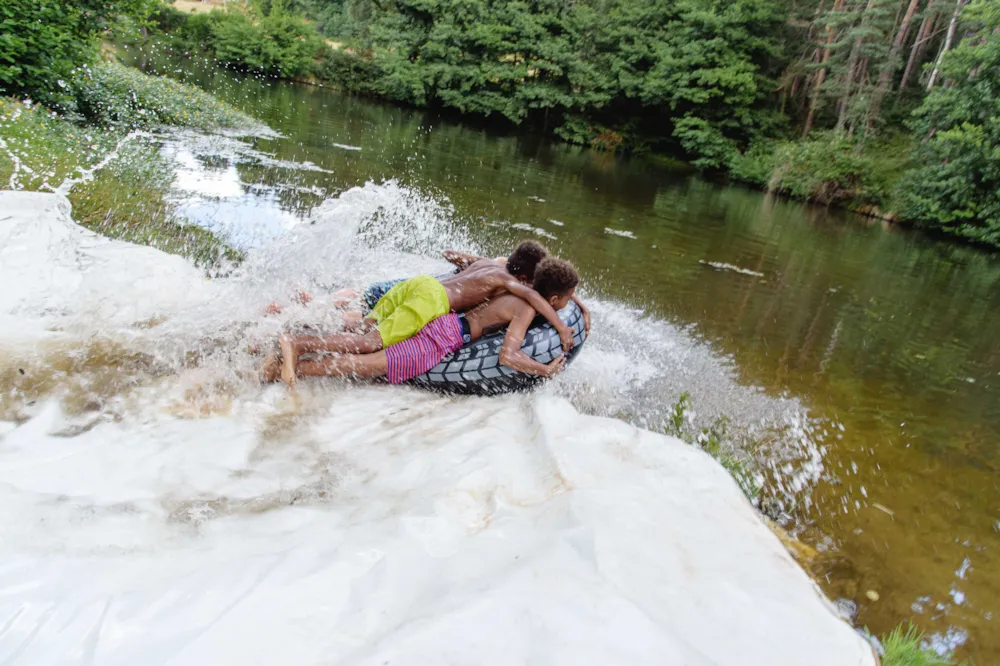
[502,277,575,351]
[442,249,487,271]
[499,302,567,377]
[571,293,591,334]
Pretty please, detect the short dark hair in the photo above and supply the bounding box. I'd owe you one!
[532,258,579,298]
[506,240,548,280]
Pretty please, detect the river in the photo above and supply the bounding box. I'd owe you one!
[98,51,1000,661]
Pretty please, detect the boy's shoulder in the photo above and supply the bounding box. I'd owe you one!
[488,292,534,314]
[470,258,505,271]
[459,260,507,279]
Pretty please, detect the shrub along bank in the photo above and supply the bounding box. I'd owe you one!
[73,61,258,130]
[150,2,325,79]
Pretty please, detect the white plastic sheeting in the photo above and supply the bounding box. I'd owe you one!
[0,192,875,665]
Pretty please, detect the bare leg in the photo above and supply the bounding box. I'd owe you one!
[287,329,383,356]
[279,335,297,387]
[295,350,389,379]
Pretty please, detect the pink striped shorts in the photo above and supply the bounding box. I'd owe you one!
[385,313,464,384]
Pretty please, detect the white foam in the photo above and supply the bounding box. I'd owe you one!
[699,260,765,278]
[604,227,637,239]
[0,192,216,340]
[511,222,557,240]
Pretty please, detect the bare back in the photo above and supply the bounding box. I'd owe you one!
[462,294,530,341]
[439,260,516,312]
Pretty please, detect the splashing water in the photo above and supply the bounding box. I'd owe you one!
[0,134,37,190]
[3,126,827,521]
[0,121,881,664]
[54,130,149,195]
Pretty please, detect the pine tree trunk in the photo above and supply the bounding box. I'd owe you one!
[836,0,877,135]
[927,0,966,90]
[899,8,935,93]
[847,55,870,140]
[866,0,921,133]
[789,0,824,108]
[803,0,845,138]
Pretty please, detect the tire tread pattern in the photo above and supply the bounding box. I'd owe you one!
[407,301,587,395]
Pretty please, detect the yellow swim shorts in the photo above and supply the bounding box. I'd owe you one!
[370,275,450,347]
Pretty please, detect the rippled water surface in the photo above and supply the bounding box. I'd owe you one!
[74,52,1000,661]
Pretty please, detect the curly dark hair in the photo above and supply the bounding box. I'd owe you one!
[532,258,579,298]
[506,240,549,280]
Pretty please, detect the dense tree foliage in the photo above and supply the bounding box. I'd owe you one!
[582,0,787,166]
[364,1,601,119]
[291,0,364,37]
[0,0,154,108]
[156,2,324,77]
[313,0,788,167]
[893,0,1000,244]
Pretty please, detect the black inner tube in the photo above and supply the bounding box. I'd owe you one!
[363,273,587,395]
[406,299,587,396]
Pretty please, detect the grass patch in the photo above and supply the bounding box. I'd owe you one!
[881,623,960,666]
[73,61,257,130]
[662,392,763,502]
[68,142,242,268]
[0,98,119,191]
[2,97,241,269]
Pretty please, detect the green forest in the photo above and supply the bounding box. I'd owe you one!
[3,0,1000,247]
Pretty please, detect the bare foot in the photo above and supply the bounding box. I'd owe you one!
[260,351,281,383]
[278,335,297,388]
